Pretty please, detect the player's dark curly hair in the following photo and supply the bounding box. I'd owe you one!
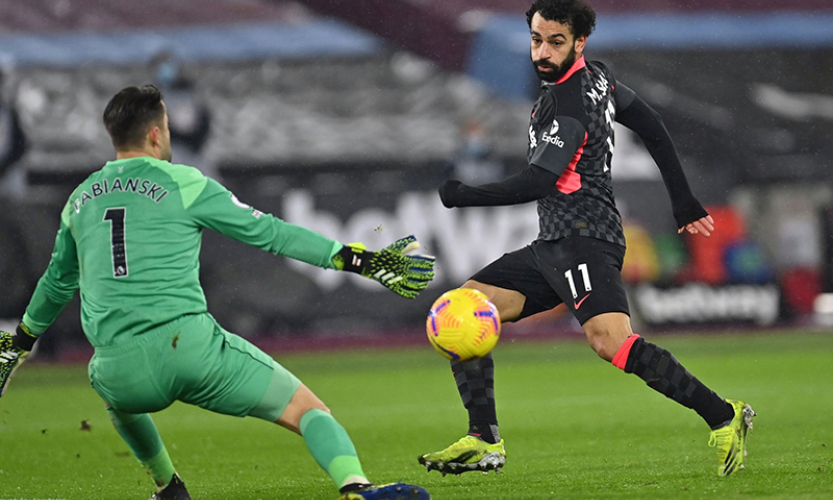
[526,0,596,39]
[103,85,165,150]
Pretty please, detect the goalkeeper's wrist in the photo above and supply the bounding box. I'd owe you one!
[332,243,372,275]
[13,322,38,351]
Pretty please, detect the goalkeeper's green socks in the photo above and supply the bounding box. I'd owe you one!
[106,407,176,487]
[300,409,369,489]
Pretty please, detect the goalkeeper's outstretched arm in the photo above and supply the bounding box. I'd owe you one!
[2,203,82,397]
[188,178,436,297]
[23,204,81,335]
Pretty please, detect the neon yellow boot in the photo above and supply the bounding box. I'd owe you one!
[418,435,506,475]
[709,400,756,476]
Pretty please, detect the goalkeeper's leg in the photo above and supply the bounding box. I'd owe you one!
[271,383,430,498]
[158,316,427,497]
[106,407,178,489]
[274,384,371,490]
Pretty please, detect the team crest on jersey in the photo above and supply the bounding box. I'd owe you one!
[528,125,538,148]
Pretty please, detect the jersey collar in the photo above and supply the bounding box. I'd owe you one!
[551,55,586,85]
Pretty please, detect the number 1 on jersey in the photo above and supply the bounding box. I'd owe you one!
[103,207,129,278]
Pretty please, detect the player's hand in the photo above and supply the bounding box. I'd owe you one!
[439,180,463,208]
[333,235,436,298]
[678,215,715,237]
[0,324,37,397]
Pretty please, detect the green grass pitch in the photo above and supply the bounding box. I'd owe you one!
[1,330,832,499]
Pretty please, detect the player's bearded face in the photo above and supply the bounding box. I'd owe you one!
[532,45,578,83]
[529,14,584,83]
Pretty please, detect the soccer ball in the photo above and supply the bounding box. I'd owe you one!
[426,288,501,361]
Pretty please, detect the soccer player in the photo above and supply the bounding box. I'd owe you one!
[0,85,433,500]
[418,0,754,478]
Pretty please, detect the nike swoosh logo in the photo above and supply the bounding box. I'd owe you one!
[574,294,591,309]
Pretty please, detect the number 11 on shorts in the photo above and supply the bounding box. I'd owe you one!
[565,263,591,299]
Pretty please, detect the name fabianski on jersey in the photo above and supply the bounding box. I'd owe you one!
[73,177,170,213]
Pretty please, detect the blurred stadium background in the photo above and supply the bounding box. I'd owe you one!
[1,0,833,359]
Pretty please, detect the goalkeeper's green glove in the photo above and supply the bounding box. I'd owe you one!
[332,235,436,299]
[0,323,37,397]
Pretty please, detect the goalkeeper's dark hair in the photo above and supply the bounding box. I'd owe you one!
[526,0,596,39]
[103,85,165,151]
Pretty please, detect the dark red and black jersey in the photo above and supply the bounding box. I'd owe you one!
[528,56,635,247]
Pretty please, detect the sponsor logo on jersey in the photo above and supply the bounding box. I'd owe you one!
[541,131,565,148]
[550,119,559,134]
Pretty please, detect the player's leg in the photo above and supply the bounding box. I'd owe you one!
[587,313,754,473]
[419,246,562,475]
[176,314,428,499]
[583,311,735,425]
[543,237,734,425]
[451,280,524,445]
[586,312,755,475]
[272,383,428,499]
[272,382,371,493]
[88,334,188,498]
[104,406,177,489]
[553,237,755,476]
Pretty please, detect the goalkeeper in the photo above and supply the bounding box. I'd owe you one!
[0,85,433,500]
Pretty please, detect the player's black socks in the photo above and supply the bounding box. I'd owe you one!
[469,422,501,444]
[451,353,500,444]
[614,335,734,429]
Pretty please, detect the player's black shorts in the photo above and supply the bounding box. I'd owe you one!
[470,236,629,325]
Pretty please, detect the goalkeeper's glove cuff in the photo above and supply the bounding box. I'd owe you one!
[13,323,38,352]
[332,243,372,275]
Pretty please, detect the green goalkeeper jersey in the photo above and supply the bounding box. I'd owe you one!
[23,157,342,348]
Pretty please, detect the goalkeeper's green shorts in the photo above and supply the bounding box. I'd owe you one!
[88,313,300,422]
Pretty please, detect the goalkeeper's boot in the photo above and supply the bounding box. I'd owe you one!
[338,483,430,500]
[418,435,506,475]
[150,474,191,500]
[708,400,756,477]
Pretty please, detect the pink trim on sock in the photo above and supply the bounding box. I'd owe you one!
[611,334,641,370]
